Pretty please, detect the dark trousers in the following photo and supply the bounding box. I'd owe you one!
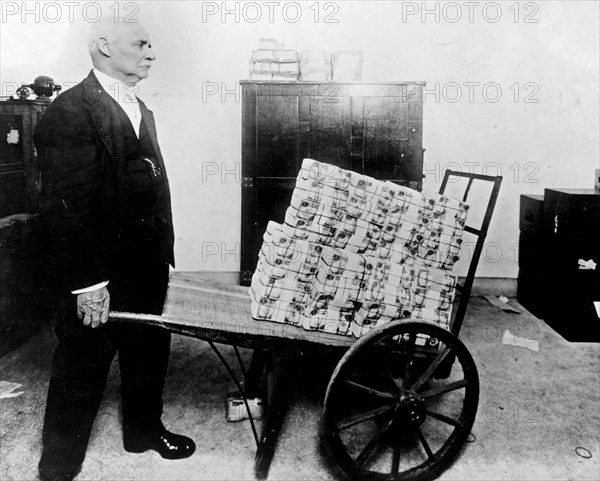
[39,227,171,476]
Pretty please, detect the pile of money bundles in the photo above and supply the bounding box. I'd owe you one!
[249,159,469,338]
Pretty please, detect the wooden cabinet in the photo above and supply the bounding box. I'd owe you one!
[0,97,51,356]
[543,188,600,342]
[518,189,600,342]
[0,98,50,217]
[240,81,425,285]
[517,194,546,319]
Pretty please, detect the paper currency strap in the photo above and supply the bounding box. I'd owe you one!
[249,159,470,338]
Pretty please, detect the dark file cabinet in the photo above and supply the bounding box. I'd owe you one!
[543,189,600,342]
[517,194,546,319]
[519,189,600,342]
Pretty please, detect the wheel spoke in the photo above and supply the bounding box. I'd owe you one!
[416,427,435,461]
[391,431,402,474]
[356,416,394,467]
[387,368,408,394]
[420,379,468,400]
[411,347,451,392]
[403,333,416,388]
[337,405,392,430]
[370,349,407,395]
[426,409,462,427]
[345,380,396,400]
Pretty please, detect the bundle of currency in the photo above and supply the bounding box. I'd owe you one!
[249,38,300,81]
[249,159,469,338]
[300,50,332,81]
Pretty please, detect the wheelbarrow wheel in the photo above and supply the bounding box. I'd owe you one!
[323,320,479,481]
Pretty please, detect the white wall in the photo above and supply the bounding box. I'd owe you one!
[1,1,598,278]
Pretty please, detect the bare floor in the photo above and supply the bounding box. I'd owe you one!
[1,297,599,481]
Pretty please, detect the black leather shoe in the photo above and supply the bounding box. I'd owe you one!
[124,429,196,460]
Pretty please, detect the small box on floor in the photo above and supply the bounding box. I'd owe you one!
[225,392,264,422]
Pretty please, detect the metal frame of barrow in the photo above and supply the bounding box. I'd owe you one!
[110,170,502,481]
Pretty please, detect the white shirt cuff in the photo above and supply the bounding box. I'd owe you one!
[71,281,109,295]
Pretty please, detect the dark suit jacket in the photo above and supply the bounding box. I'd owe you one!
[34,70,174,293]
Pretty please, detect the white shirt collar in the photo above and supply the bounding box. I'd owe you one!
[93,68,138,104]
[92,68,141,136]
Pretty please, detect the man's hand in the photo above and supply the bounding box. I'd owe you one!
[76,286,110,328]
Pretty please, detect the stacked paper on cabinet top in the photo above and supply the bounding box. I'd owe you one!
[300,50,333,81]
[250,39,300,80]
[258,38,285,50]
[249,159,469,338]
[332,51,363,81]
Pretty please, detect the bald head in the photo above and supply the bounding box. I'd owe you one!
[88,18,156,85]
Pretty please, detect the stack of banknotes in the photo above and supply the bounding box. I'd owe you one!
[249,159,470,338]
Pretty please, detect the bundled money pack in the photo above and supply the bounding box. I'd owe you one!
[249,159,470,338]
[250,38,300,81]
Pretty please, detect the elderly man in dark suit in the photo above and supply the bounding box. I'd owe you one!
[35,18,195,481]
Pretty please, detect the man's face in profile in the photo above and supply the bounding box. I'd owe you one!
[108,23,156,84]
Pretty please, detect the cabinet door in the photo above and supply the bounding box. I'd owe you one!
[255,97,299,178]
[306,97,353,170]
[363,95,422,182]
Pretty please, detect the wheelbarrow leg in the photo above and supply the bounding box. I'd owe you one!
[254,351,290,480]
[244,349,269,398]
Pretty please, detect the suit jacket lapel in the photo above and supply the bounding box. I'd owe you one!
[82,70,124,168]
[138,100,167,174]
